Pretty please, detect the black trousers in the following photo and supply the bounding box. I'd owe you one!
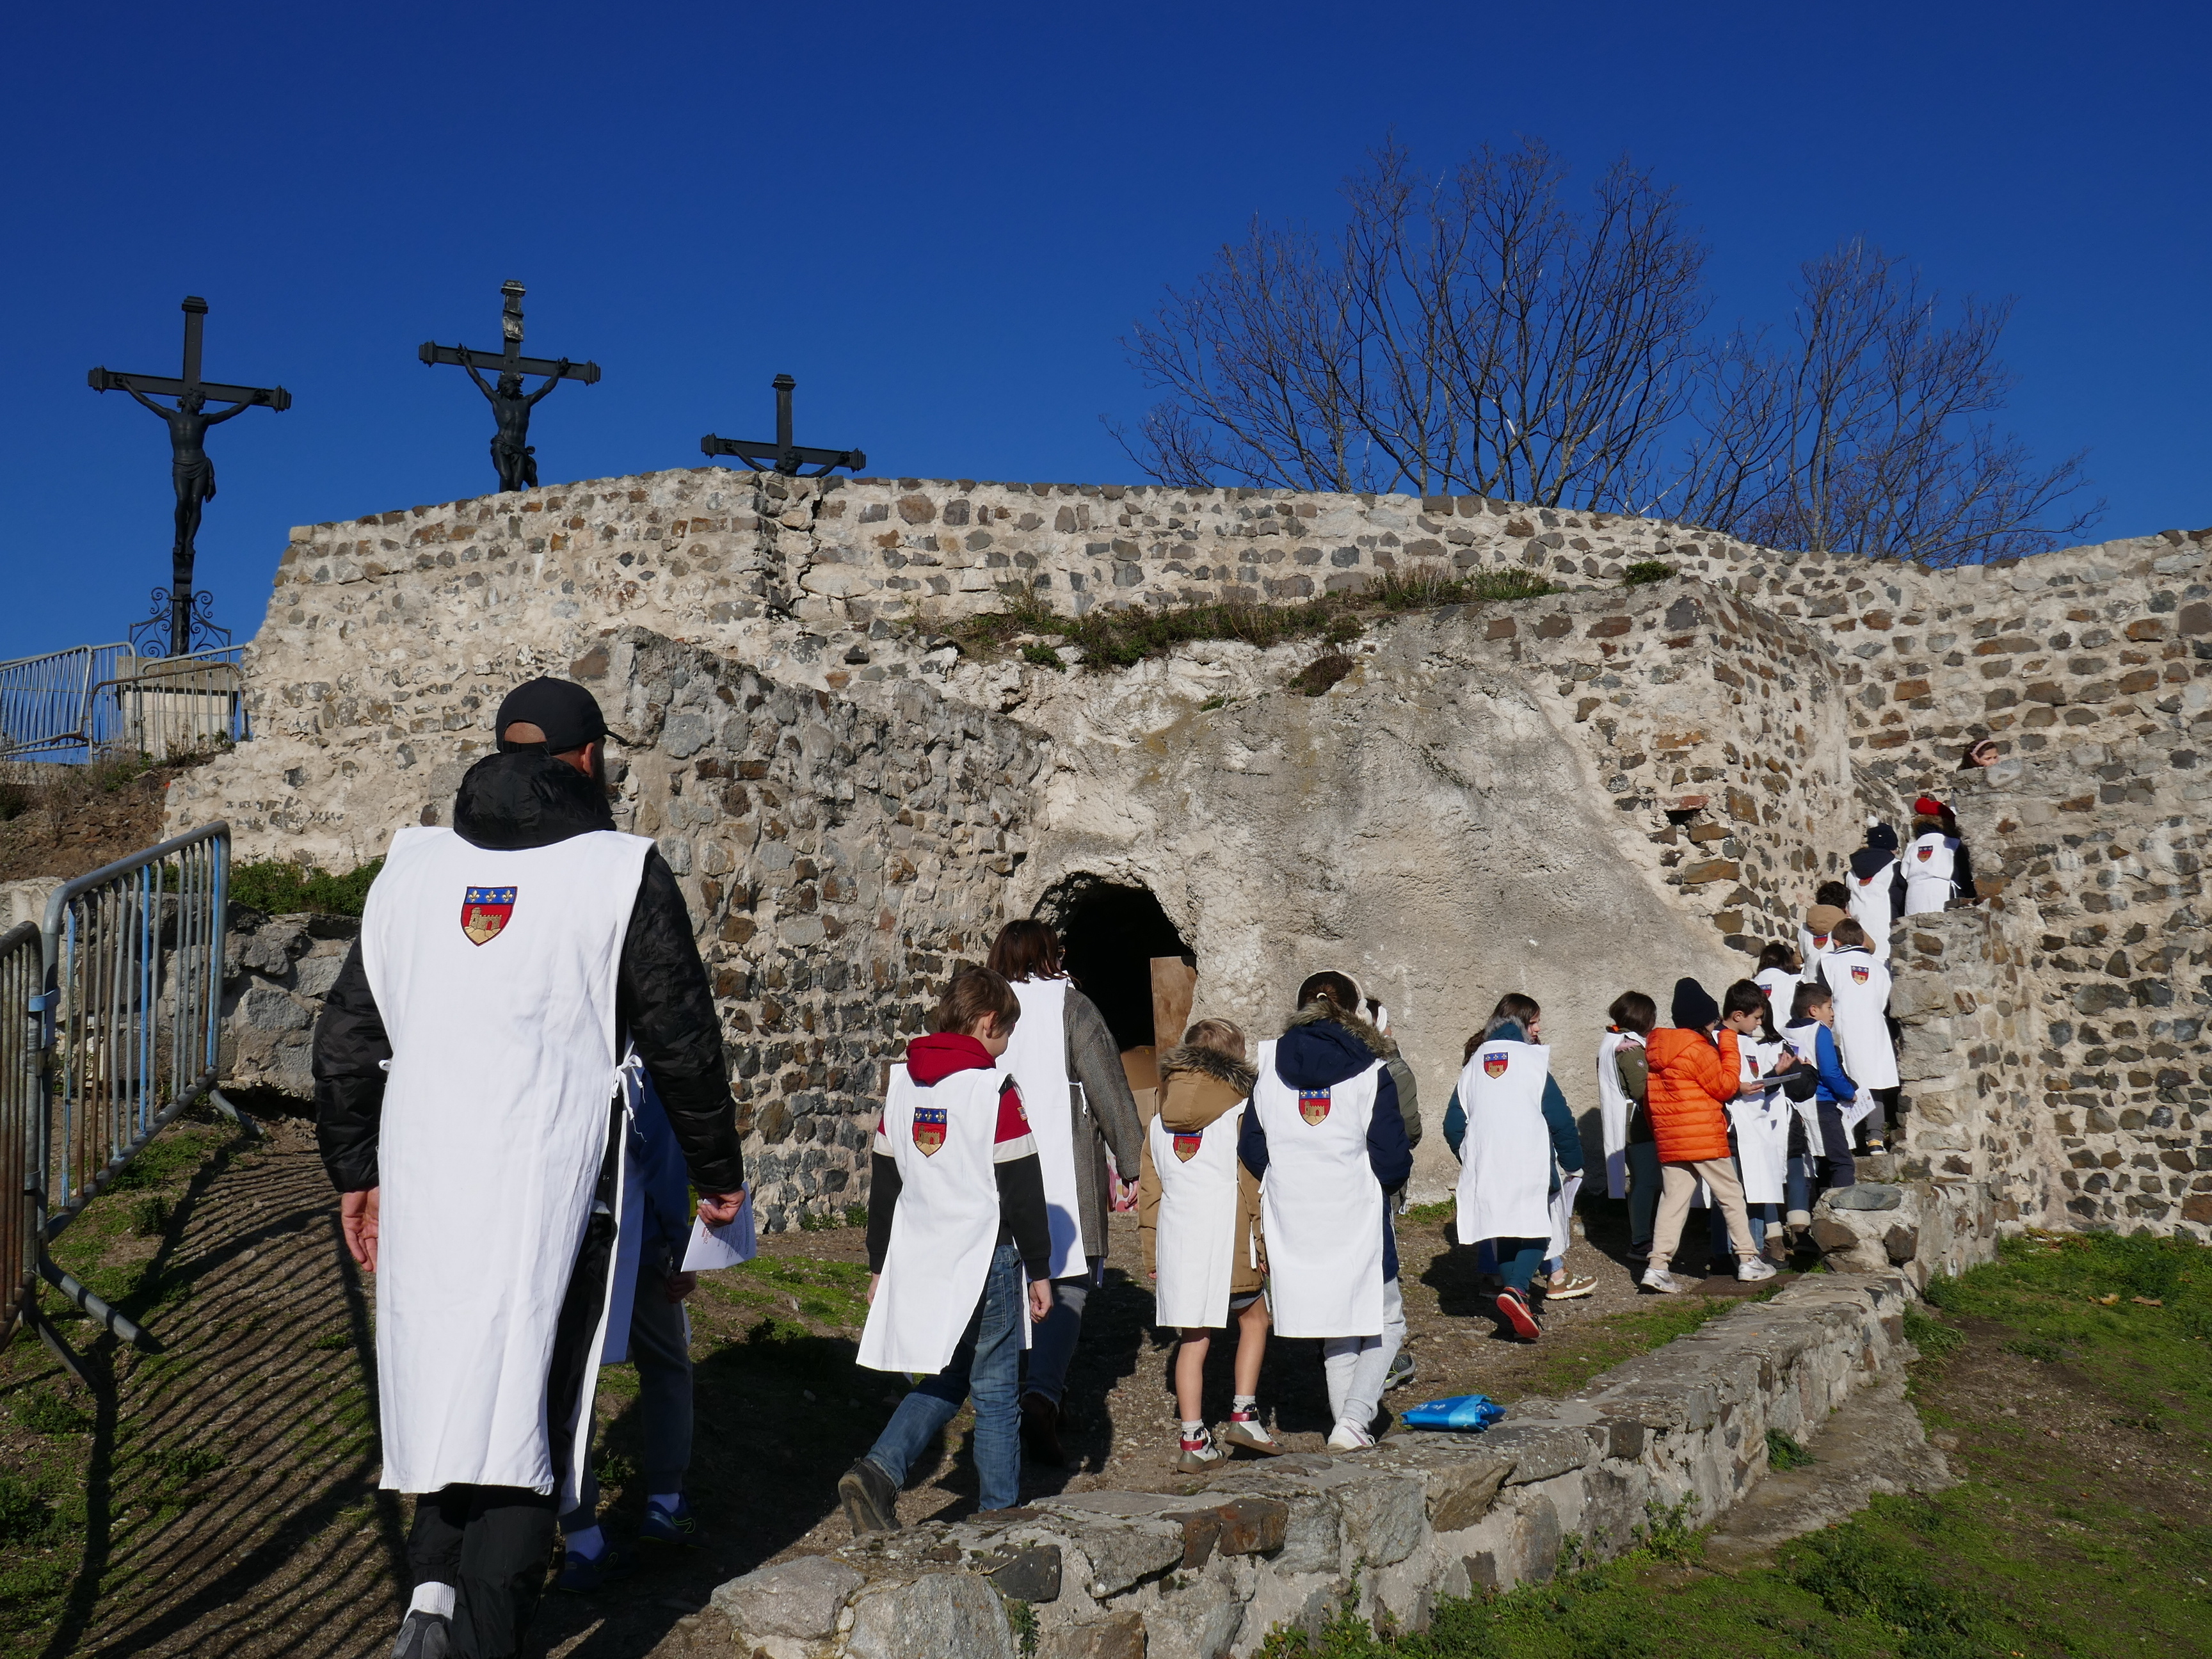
[406,1113,619,1658]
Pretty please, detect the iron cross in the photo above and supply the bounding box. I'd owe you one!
[701,375,867,477]
[420,280,602,494]
[88,295,293,658]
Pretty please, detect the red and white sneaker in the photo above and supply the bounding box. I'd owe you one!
[1175,1427,1223,1471]
[1219,1409,1282,1455]
[1495,1287,1542,1340]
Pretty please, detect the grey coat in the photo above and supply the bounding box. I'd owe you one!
[1061,987,1143,1262]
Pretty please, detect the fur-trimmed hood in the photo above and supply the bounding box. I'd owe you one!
[1286,999,1399,1059]
[1157,1043,1256,1134]
[1158,1043,1258,1094]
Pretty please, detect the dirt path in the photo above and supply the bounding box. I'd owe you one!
[0,1121,1787,1659]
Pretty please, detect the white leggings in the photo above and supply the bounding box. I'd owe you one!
[1321,1277,1406,1434]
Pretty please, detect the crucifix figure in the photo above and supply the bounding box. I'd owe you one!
[88,296,291,657]
[701,374,867,476]
[421,280,602,493]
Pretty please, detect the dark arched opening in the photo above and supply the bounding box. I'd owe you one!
[1038,875,1194,1054]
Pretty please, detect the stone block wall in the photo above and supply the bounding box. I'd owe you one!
[705,1273,1919,1658]
[219,908,359,1101]
[580,629,1043,1230]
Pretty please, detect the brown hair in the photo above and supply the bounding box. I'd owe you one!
[1482,993,1541,1039]
[1831,918,1868,948]
[1813,880,1850,908]
[932,965,1022,1037]
[988,918,1063,982]
[1295,970,1361,1014]
[1608,990,1657,1036]
[1911,813,1944,837]
[1756,940,1797,974]
[1790,982,1832,1021]
[1723,978,1779,1043]
[1183,1017,1247,1059]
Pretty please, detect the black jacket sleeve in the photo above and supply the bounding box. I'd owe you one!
[865,1151,901,1272]
[618,850,746,1194]
[1953,839,1979,901]
[312,940,389,1192]
[996,1151,1052,1281]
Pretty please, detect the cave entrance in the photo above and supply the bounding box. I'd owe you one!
[1039,876,1197,1070]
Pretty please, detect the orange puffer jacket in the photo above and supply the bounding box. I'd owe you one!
[1642,1027,1740,1164]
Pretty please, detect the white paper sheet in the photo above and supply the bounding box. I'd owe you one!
[680,1187,758,1271]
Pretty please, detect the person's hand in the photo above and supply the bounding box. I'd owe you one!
[1028,1279,1054,1323]
[666,1270,698,1303]
[867,1272,879,1304]
[1771,1052,1799,1073]
[696,1189,746,1226]
[341,1187,380,1272]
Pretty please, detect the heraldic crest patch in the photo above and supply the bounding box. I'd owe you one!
[1483,1050,1510,1079]
[1173,1132,1203,1162]
[461,886,517,946]
[912,1105,948,1156]
[1851,965,1871,983]
[1298,1087,1331,1125]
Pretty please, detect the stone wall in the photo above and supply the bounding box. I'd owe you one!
[704,1272,1921,1658]
[161,466,2212,1236]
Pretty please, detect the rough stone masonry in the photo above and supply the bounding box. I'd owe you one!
[164,469,2212,1238]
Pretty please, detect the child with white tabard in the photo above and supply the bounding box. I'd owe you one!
[1447,994,1585,1343]
[1594,992,1658,1264]
[1781,981,1861,1206]
[1239,982,1413,1451]
[1799,890,1851,988]
[1822,917,1900,1151]
[1708,980,1799,1267]
[1754,942,1802,1016]
[1138,1019,1274,1469]
[1902,800,1964,915]
[838,968,1054,1535]
[1847,819,1904,952]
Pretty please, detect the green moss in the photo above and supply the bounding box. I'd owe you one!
[230,856,383,917]
[1621,559,1676,587]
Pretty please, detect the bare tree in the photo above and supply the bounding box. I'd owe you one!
[1116,139,1711,506]
[1675,243,2098,566]
[1122,145,2099,565]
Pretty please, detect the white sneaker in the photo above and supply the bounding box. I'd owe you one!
[1326,1420,1376,1451]
[1175,1429,1223,1471]
[1737,1258,1778,1282]
[1640,1268,1686,1295]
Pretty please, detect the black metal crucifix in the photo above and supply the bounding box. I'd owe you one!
[420,279,602,494]
[701,375,867,477]
[88,296,292,657]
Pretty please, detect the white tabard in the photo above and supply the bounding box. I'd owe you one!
[1453,1039,1554,1244]
[1848,857,1899,951]
[1148,1109,1246,1329]
[1729,1038,1793,1205]
[362,823,652,1505]
[856,1064,1016,1374]
[1781,1026,1826,1153]
[1797,925,1836,987]
[1251,1040,1383,1339]
[1825,948,1899,1090]
[1755,967,1800,1019]
[1903,833,1958,915]
[1003,976,1084,1279]
[1594,1030,1644,1199]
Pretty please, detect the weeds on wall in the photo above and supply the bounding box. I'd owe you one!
[230,857,383,917]
[938,565,1559,673]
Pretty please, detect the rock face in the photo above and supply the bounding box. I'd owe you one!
[161,468,2212,1236]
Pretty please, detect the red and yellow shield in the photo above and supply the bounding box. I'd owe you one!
[1482,1051,1509,1080]
[1172,1132,1203,1163]
[1851,965,1870,984]
[1298,1087,1331,1126]
[1811,933,1829,950]
[1916,845,1933,862]
[461,885,517,946]
[912,1106,947,1156]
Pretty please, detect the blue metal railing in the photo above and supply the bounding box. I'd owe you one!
[0,642,248,764]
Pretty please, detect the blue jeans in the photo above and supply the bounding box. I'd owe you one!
[1020,1254,1101,1407]
[863,1244,1024,1512]
[1491,1238,1548,1294]
[1711,1200,1779,1257]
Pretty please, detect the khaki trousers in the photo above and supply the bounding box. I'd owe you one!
[1649,1158,1756,1265]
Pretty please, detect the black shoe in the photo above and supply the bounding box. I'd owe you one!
[392,1611,451,1659]
[1020,1391,1066,1466]
[1383,1350,1416,1392]
[838,1457,899,1535]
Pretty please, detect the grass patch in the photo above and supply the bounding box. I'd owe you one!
[1903,1299,1964,1360]
[230,856,383,917]
[11,1390,90,1437]
[1290,653,1357,697]
[1763,1427,1815,1471]
[719,1256,873,1331]
[1621,559,1675,586]
[798,1205,867,1233]
[940,565,1559,673]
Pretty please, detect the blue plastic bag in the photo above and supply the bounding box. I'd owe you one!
[1400,1393,1505,1431]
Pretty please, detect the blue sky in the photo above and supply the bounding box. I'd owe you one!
[2,1,2204,660]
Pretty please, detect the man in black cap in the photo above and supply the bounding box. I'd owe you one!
[313,677,745,1659]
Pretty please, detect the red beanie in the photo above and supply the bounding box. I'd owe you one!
[1912,794,1945,817]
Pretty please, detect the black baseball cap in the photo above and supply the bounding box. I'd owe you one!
[493,677,607,754]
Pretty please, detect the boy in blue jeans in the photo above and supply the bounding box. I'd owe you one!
[840,967,1054,1532]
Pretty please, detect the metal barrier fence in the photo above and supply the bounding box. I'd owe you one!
[0,642,248,764]
[5,823,248,1373]
[0,922,38,1348]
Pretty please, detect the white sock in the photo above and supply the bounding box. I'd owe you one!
[648,1491,682,1512]
[565,1524,605,1560]
[408,1582,455,1620]
[1180,1420,1205,1439]
[1232,1395,1258,1415]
